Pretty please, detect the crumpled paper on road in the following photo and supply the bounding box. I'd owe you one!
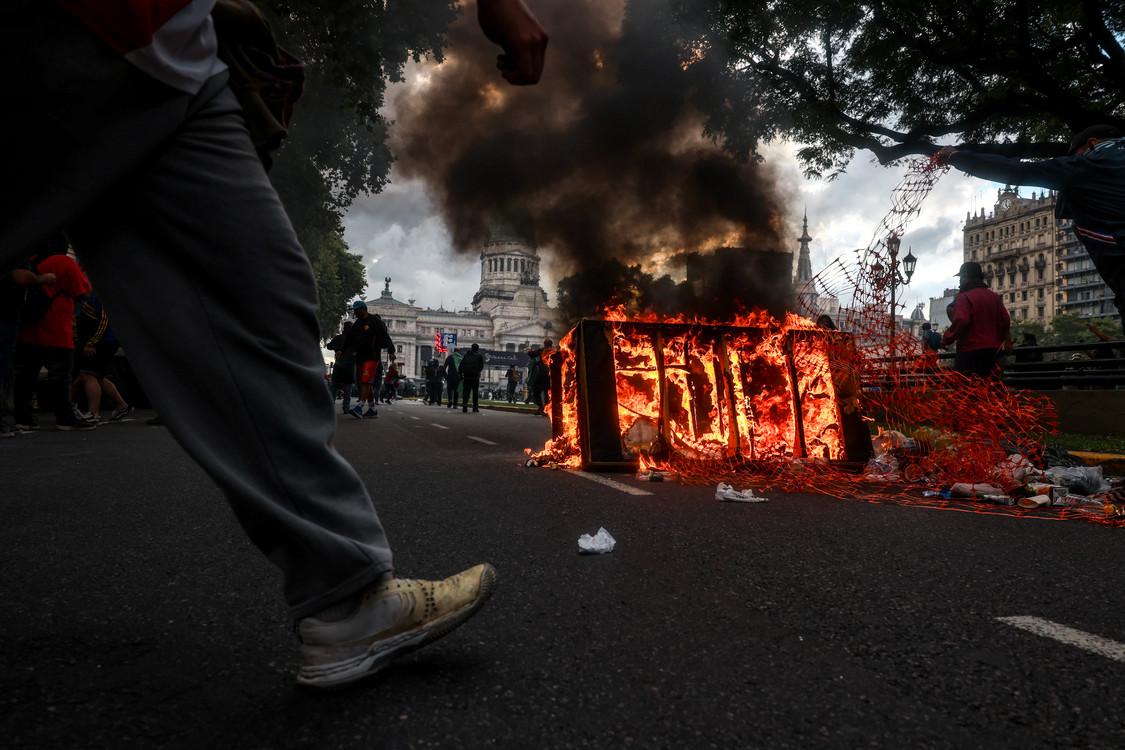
[577,527,616,554]
[716,482,769,503]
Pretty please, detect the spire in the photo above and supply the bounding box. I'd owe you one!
[795,209,813,284]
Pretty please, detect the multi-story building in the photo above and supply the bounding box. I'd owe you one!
[1056,223,1119,317]
[962,187,1118,325]
[963,187,1058,324]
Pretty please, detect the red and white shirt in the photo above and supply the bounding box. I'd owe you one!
[56,0,225,94]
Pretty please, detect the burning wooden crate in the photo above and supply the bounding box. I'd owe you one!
[545,319,872,470]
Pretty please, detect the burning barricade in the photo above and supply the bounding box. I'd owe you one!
[532,310,872,472]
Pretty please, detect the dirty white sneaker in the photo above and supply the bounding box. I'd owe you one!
[296,563,497,689]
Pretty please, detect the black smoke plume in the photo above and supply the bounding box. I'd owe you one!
[392,0,790,317]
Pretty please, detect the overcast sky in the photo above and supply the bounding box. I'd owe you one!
[342,81,1010,321]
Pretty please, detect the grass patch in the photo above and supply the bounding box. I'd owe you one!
[1050,433,1125,455]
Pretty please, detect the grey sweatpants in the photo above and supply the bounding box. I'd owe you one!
[1,3,393,619]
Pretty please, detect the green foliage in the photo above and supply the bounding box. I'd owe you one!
[672,0,1125,176]
[1045,312,1120,344]
[312,232,367,338]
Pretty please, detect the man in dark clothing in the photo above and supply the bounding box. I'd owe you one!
[326,321,355,414]
[505,365,519,403]
[444,353,461,409]
[458,344,485,413]
[340,301,394,418]
[942,262,1011,379]
[938,126,1125,328]
[424,358,443,406]
[1014,332,1045,364]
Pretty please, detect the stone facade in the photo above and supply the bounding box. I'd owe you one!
[350,223,563,385]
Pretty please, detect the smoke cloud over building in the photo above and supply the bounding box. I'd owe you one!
[392,0,789,317]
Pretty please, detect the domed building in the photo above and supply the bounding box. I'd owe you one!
[352,219,563,386]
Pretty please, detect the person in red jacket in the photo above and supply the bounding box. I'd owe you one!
[13,239,95,431]
[942,262,1011,379]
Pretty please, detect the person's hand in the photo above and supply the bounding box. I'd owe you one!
[37,272,57,285]
[934,146,958,166]
[83,343,95,356]
[478,0,548,85]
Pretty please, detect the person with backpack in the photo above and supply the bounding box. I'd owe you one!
[2,0,547,690]
[72,289,132,422]
[13,240,96,431]
[458,344,486,413]
[1,259,57,437]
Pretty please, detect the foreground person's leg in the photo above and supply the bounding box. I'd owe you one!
[68,84,494,687]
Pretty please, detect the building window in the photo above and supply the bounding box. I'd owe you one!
[1037,306,1045,318]
[1022,290,1028,301]
[506,343,516,352]
[396,344,403,353]
[1038,288,1044,299]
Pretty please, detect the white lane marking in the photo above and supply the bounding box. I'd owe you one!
[467,435,499,446]
[430,423,450,430]
[409,416,421,421]
[570,471,653,496]
[997,616,1125,663]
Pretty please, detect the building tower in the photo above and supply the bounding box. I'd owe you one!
[794,209,819,316]
[472,216,548,316]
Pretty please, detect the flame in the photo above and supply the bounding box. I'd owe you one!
[533,310,850,471]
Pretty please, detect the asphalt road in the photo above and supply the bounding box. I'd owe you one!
[3,401,1125,748]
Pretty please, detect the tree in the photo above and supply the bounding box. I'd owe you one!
[255,0,459,336]
[1046,312,1119,343]
[312,232,367,337]
[675,0,1125,176]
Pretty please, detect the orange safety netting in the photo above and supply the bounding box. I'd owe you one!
[530,156,1123,527]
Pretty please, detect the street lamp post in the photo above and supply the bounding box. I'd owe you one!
[880,234,916,361]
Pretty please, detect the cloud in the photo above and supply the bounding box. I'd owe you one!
[344,85,1006,321]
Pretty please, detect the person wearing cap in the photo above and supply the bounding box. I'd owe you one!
[942,262,1011,379]
[937,126,1125,326]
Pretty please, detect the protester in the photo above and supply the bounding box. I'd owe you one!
[380,361,399,404]
[444,352,462,410]
[72,290,132,421]
[815,314,837,330]
[505,364,519,403]
[1014,332,1045,364]
[326,321,356,414]
[0,259,57,437]
[424,358,443,406]
[920,322,941,353]
[340,301,395,418]
[459,344,485,413]
[937,125,1125,330]
[13,241,96,431]
[1,0,547,689]
[941,262,1011,379]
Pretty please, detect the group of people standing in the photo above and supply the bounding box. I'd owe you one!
[422,344,486,413]
[1,238,133,436]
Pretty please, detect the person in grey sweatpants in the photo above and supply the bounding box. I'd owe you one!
[1,0,549,688]
[2,5,390,620]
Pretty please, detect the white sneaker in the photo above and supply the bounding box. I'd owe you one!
[296,563,497,689]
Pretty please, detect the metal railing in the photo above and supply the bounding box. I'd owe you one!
[864,340,1125,390]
